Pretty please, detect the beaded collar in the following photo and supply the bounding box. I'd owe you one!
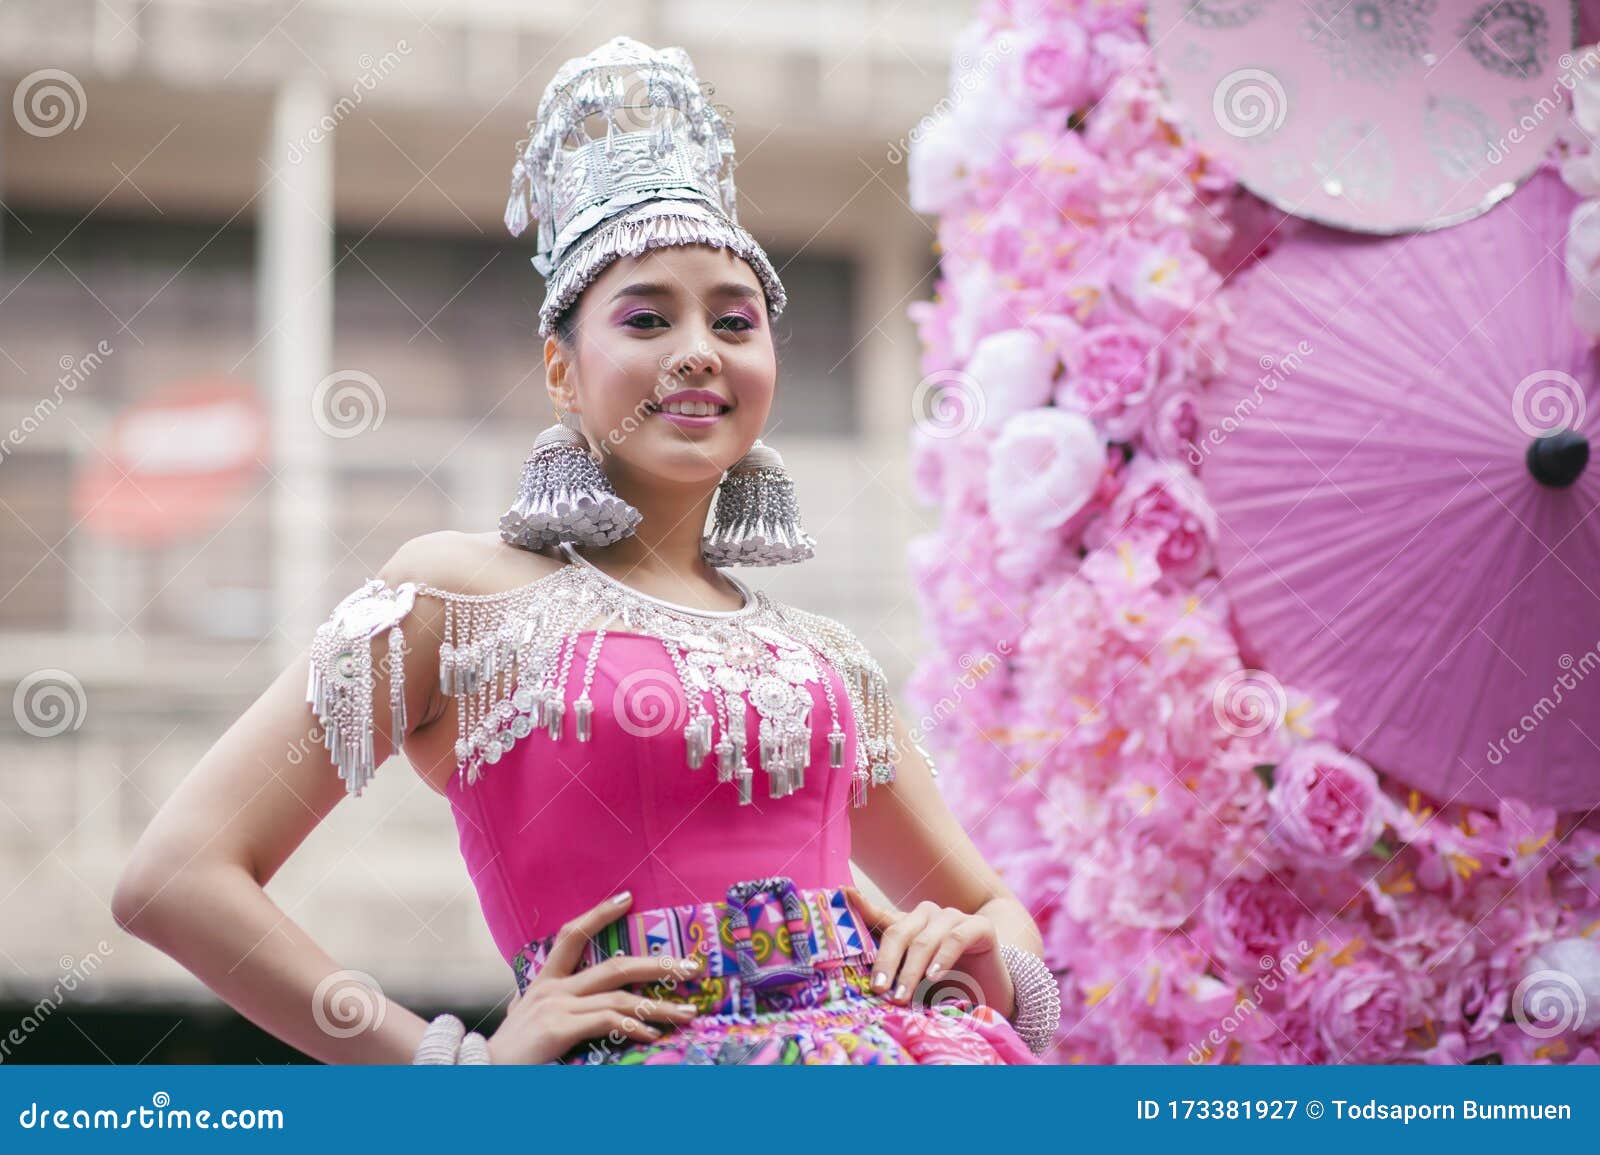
[306,548,901,807]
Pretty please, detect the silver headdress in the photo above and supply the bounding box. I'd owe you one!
[505,35,788,337]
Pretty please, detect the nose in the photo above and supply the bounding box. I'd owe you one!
[670,333,722,379]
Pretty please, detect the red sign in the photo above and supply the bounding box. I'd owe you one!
[73,379,268,545]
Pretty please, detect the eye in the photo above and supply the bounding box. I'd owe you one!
[714,313,754,332]
[622,311,667,330]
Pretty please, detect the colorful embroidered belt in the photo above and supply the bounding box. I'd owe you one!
[511,876,882,1016]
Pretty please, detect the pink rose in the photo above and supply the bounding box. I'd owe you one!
[1005,22,1093,110]
[987,408,1104,532]
[1143,385,1204,467]
[1053,321,1160,440]
[1204,874,1306,973]
[1309,961,1420,1063]
[1089,455,1217,583]
[1267,742,1388,868]
[966,327,1058,426]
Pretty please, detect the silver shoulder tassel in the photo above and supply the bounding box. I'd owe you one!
[307,578,419,797]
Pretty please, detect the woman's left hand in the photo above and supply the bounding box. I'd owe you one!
[843,885,1015,1018]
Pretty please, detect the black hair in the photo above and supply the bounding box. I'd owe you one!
[554,301,579,350]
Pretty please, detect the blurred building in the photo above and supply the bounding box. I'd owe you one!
[0,0,963,1059]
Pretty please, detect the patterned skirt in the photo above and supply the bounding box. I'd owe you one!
[510,876,1040,1065]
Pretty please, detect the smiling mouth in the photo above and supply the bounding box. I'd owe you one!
[645,401,733,417]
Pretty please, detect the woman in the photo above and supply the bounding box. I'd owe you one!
[112,35,1060,1066]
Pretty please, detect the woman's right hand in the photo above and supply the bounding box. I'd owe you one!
[486,890,704,1064]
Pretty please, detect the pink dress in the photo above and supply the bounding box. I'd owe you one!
[443,629,1039,1065]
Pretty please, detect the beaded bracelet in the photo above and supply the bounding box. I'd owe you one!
[999,943,1062,1059]
[412,1013,492,1064]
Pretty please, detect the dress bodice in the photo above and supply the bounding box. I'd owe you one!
[446,629,860,962]
[305,551,903,968]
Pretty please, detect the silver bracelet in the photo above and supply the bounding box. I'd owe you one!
[412,1013,493,1064]
[999,943,1062,1058]
[458,1031,492,1064]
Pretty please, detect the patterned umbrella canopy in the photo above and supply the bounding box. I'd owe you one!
[1202,167,1599,811]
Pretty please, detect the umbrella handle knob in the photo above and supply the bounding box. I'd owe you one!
[1526,430,1589,488]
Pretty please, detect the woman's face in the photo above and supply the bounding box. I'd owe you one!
[546,243,777,488]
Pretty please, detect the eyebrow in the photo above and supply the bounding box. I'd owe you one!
[608,280,760,303]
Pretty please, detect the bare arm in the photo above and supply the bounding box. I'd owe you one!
[111,539,452,1064]
[848,706,1044,960]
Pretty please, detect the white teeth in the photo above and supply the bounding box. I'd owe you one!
[658,400,725,417]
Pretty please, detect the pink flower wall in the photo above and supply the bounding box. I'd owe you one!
[904,0,1600,1064]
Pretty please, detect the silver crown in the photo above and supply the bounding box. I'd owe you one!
[504,35,787,337]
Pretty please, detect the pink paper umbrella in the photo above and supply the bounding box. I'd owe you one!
[1200,167,1600,812]
[1146,0,1572,235]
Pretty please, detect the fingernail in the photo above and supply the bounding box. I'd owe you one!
[872,971,887,989]
[927,962,941,978]
[612,890,631,905]
[893,983,907,1000]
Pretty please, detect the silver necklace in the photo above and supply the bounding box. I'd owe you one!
[558,542,757,618]
[388,548,900,807]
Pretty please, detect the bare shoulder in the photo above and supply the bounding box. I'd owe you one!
[376,530,565,596]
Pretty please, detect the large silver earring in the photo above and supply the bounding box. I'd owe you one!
[701,439,815,566]
[500,411,642,550]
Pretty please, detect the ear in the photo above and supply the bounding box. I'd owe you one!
[544,334,577,414]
